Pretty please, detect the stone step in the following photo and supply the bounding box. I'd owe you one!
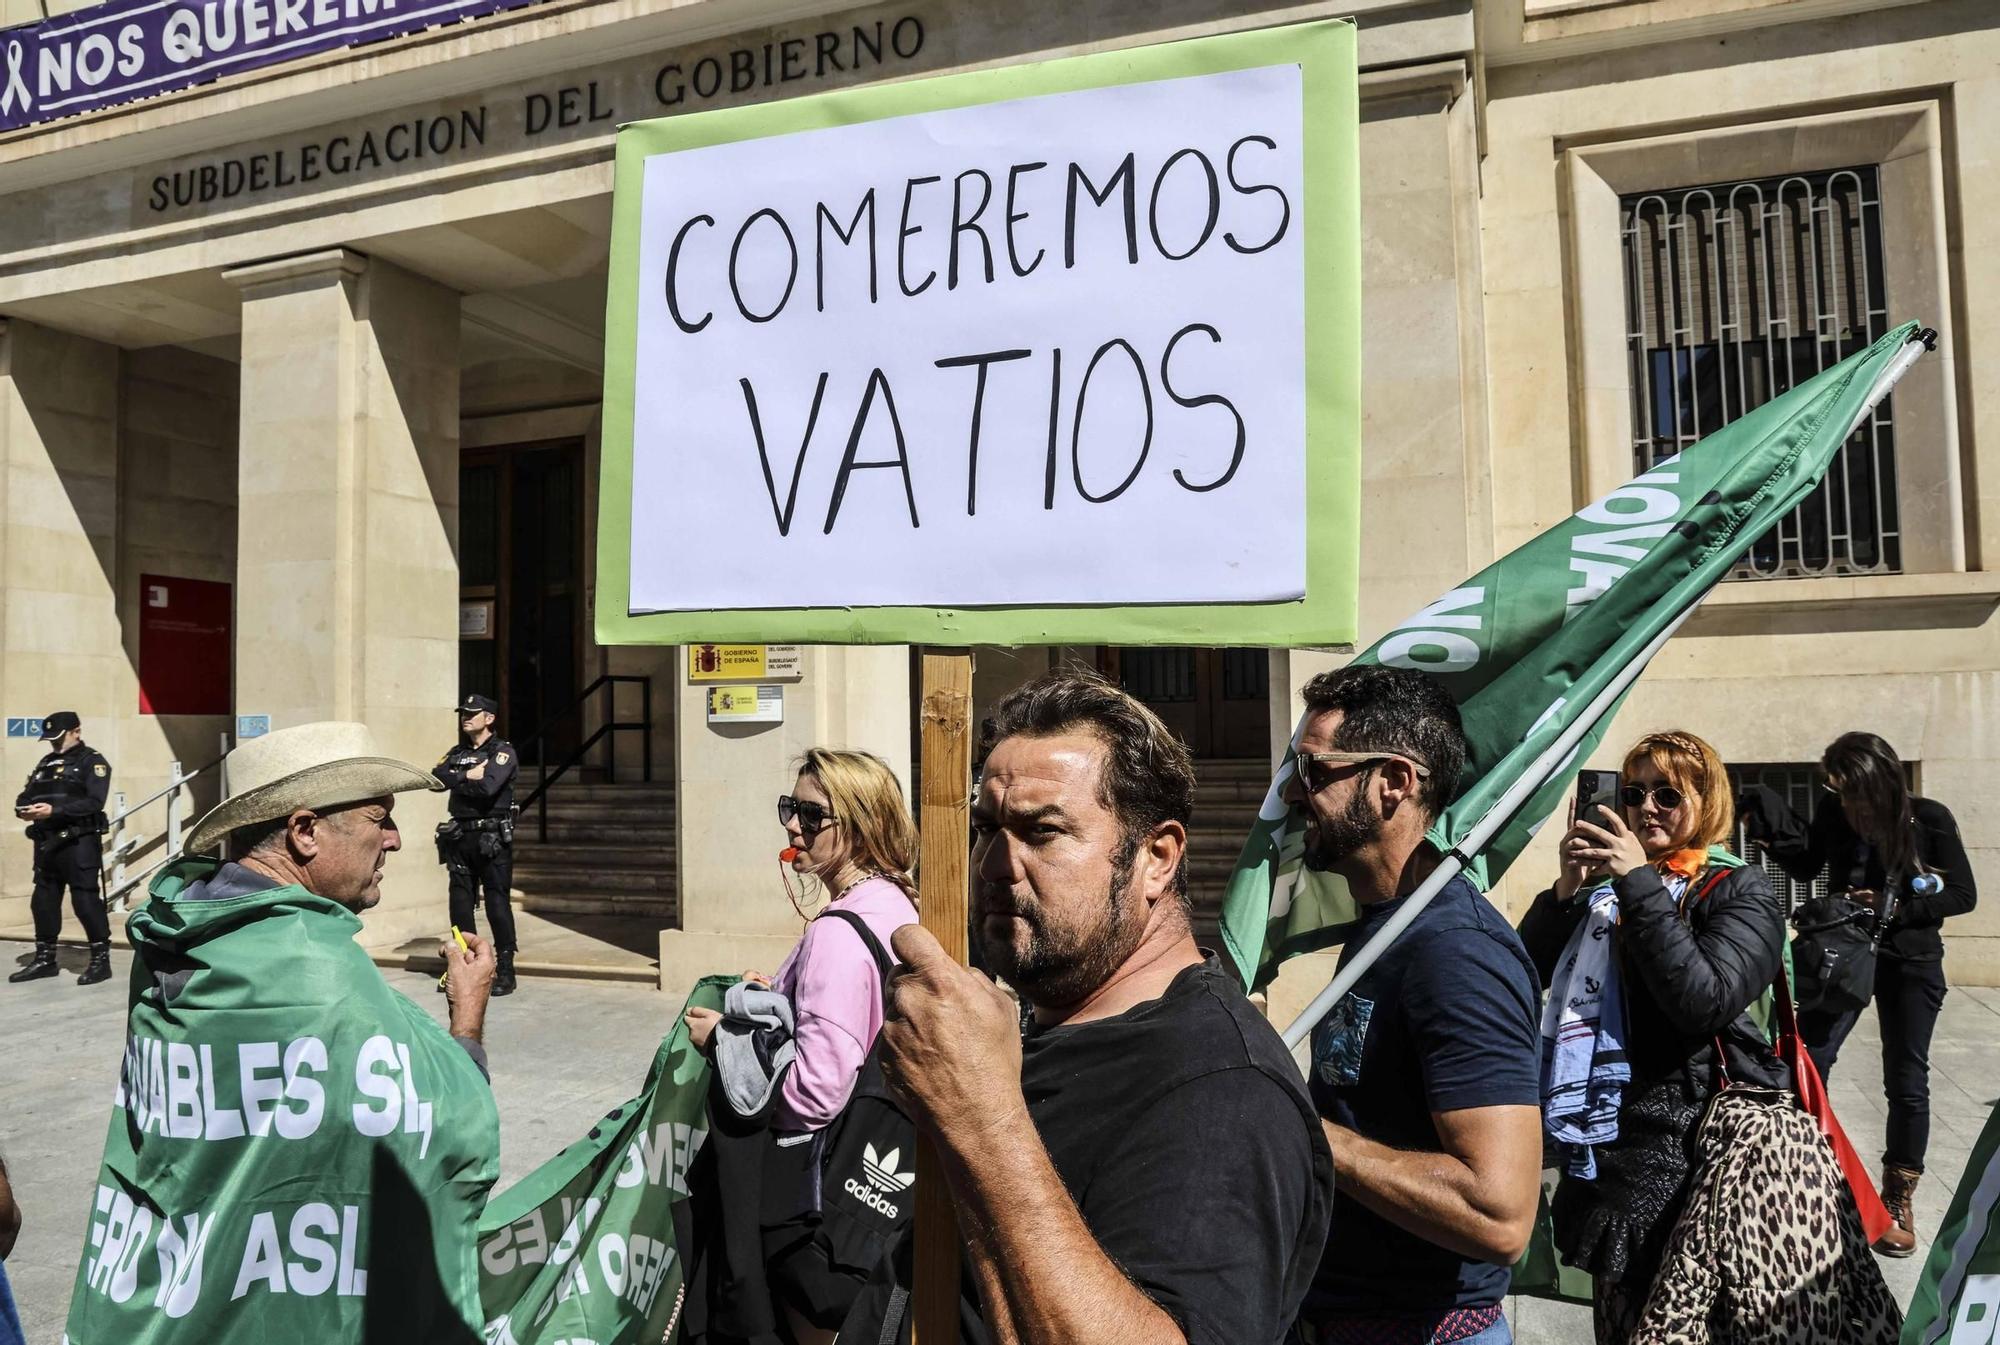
[517,891,679,920]
[508,842,675,870]
[514,820,678,846]
[520,800,678,823]
[1189,803,1265,828]
[1196,773,1275,797]
[512,864,670,895]
[524,782,678,804]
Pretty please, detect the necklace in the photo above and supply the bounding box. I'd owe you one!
[825,871,876,902]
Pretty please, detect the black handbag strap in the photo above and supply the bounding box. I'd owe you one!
[817,907,895,981]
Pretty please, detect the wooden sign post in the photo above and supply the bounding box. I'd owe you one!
[911,648,973,1342]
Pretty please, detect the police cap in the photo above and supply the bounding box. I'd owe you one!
[40,711,80,741]
[456,694,499,717]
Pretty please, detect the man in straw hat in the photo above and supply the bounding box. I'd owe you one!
[64,721,502,1343]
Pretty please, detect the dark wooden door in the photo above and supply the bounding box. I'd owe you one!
[1100,648,1270,759]
[459,441,585,766]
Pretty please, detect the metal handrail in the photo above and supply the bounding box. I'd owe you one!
[106,752,224,827]
[104,732,232,908]
[514,675,653,841]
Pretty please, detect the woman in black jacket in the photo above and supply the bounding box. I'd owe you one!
[1518,731,1786,1342]
[1741,730,1977,1257]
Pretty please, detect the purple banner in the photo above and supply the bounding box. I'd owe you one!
[1,0,553,134]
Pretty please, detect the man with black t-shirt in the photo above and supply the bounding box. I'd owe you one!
[1284,665,1542,1345]
[843,670,1332,1345]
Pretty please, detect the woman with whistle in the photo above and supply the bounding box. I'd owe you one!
[683,748,918,1345]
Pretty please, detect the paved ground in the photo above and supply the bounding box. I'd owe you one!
[2,941,1995,1343]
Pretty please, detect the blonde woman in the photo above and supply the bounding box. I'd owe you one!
[683,747,917,1344]
[1517,731,1787,1341]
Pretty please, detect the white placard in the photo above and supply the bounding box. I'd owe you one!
[629,64,1306,613]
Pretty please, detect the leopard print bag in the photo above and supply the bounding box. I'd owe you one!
[1630,1088,1901,1343]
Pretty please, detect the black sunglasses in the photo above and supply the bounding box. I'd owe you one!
[1293,749,1430,796]
[777,795,836,834]
[1620,783,1685,811]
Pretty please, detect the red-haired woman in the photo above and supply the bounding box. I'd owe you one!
[1518,731,1788,1341]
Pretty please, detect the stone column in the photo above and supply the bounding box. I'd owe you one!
[660,645,910,993]
[0,318,122,929]
[222,250,461,949]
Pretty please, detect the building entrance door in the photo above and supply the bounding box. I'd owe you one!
[1100,648,1270,759]
[459,441,585,766]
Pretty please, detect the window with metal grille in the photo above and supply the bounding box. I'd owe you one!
[1622,166,1898,579]
[1727,762,1827,914]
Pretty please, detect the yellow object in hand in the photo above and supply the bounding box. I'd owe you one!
[438,926,470,988]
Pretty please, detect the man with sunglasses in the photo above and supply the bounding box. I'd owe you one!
[1283,665,1542,1345]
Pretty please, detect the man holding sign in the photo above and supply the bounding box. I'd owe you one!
[65,722,501,1343]
[844,672,1333,1345]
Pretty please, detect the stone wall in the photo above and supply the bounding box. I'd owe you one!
[1479,0,2000,983]
[0,331,238,930]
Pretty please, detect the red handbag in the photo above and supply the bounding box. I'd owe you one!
[1688,868,1894,1244]
[1769,968,1895,1243]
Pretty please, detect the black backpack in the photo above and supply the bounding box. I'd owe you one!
[1789,892,1880,1014]
[811,909,919,1274]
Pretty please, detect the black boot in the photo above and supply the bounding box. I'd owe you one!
[493,950,517,997]
[77,942,113,986]
[8,941,58,983]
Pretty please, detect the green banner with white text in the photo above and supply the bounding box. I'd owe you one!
[65,862,501,1344]
[475,977,725,1344]
[1904,1101,2000,1343]
[1219,322,1924,989]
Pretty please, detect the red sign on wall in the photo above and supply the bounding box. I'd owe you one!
[138,575,232,716]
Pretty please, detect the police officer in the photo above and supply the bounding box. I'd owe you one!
[10,711,113,986]
[434,694,519,996]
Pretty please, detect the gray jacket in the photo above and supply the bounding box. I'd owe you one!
[714,981,797,1118]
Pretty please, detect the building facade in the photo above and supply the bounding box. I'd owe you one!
[1,0,1992,989]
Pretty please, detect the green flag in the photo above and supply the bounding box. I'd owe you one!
[1220,321,1929,991]
[65,858,500,1343]
[476,977,725,1344]
[1903,1100,2000,1343]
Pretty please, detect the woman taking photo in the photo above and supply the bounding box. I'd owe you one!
[1743,731,1977,1257]
[1518,731,1789,1340]
[684,747,919,1345]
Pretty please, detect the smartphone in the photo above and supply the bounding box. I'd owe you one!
[1574,769,1622,825]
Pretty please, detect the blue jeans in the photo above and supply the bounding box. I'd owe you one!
[0,1259,23,1345]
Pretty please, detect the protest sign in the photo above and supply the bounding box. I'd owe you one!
[597,20,1359,646]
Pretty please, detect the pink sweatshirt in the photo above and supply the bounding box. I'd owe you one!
[770,875,919,1133]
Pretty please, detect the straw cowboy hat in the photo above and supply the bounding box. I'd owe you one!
[186,721,443,856]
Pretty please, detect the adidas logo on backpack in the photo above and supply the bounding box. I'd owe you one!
[843,1141,916,1220]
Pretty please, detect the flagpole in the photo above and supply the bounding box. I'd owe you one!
[1278,324,1935,1052]
[1279,605,1695,1049]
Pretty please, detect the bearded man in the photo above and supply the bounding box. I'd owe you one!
[1282,664,1542,1345]
[842,670,1332,1345]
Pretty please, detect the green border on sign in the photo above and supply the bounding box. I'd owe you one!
[596,19,1359,647]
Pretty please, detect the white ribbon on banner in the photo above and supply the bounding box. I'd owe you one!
[2,40,30,119]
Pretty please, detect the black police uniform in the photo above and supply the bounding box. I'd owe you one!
[11,713,113,983]
[433,732,519,956]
